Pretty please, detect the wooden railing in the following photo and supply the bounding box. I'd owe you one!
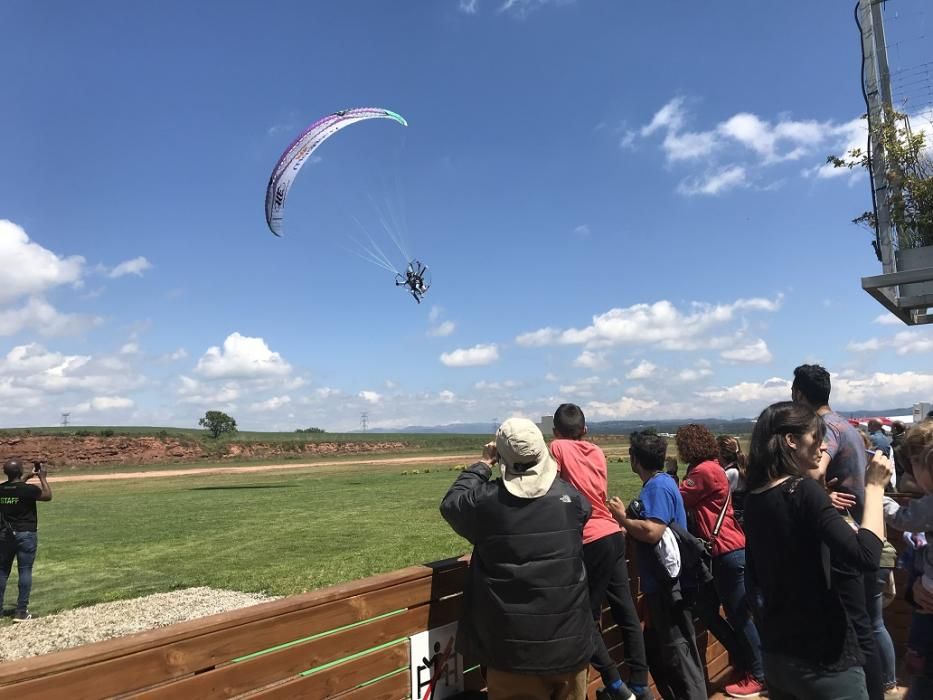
[3,537,913,700]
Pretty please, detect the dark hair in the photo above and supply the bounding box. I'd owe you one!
[747,401,825,490]
[629,430,667,472]
[716,435,747,481]
[553,403,586,440]
[2,459,23,479]
[792,364,831,406]
[664,456,679,476]
[675,424,719,466]
[892,421,906,435]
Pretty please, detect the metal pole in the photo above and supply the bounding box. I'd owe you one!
[859,0,896,275]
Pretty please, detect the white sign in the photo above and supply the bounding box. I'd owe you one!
[409,621,464,700]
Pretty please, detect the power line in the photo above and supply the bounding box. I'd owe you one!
[60,412,70,427]
[360,412,368,432]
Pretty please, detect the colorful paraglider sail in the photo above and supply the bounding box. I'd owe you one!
[264,108,408,237]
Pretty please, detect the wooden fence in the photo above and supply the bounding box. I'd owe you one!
[0,553,740,700]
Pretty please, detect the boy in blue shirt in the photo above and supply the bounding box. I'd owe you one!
[609,430,706,700]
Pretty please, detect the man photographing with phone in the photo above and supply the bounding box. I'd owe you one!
[0,458,52,621]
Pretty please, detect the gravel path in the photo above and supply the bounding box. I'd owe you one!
[0,587,279,661]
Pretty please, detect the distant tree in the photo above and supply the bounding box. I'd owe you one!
[199,411,238,439]
[295,427,326,434]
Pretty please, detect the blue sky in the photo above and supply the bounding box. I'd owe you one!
[1,0,932,431]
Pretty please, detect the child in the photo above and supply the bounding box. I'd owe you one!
[550,403,652,700]
[882,421,933,699]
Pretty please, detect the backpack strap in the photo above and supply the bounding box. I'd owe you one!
[711,487,732,541]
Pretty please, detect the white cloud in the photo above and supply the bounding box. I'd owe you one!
[195,333,292,379]
[874,313,904,326]
[720,338,773,364]
[678,166,747,196]
[440,343,499,367]
[698,377,792,406]
[458,0,478,12]
[429,320,456,337]
[109,256,152,278]
[848,337,884,353]
[573,224,591,238]
[0,220,85,304]
[559,376,602,397]
[177,376,240,405]
[574,350,608,370]
[166,348,188,361]
[0,297,101,337]
[586,396,660,420]
[676,366,714,382]
[847,329,933,355]
[626,360,657,379]
[498,0,569,18]
[120,342,140,355]
[315,387,339,399]
[439,390,456,403]
[516,295,781,351]
[251,395,291,412]
[359,390,383,404]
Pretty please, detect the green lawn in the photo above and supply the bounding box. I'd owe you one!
[3,460,644,616]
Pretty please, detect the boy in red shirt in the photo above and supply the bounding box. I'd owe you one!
[551,404,652,700]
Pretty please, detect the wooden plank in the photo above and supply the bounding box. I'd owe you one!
[1,575,458,700]
[127,596,460,699]
[247,643,409,700]
[0,558,467,688]
[331,671,408,700]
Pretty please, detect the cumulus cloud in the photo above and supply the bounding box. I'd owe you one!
[698,377,792,406]
[439,390,456,402]
[359,390,383,404]
[586,396,661,420]
[0,220,85,304]
[251,395,291,412]
[574,350,608,370]
[874,313,904,326]
[720,338,773,364]
[440,343,499,367]
[177,376,240,405]
[626,360,657,379]
[74,396,134,412]
[848,329,933,356]
[515,295,781,351]
[165,348,188,361]
[109,256,152,278]
[573,224,591,238]
[0,297,101,337]
[120,342,140,355]
[195,333,292,379]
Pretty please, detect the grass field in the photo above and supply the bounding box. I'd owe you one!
[2,458,644,617]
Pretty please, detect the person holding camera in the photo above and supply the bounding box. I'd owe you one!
[440,418,596,700]
[0,458,52,621]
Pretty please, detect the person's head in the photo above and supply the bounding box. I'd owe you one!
[2,459,23,480]
[791,364,831,408]
[892,421,907,436]
[921,443,933,494]
[747,401,826,490]
[664,455,679,476]
[553,403,586,440]
[867,419,883,434]
[675,424,719,467]
[716,435,747,478]
[629,430,667,479]
[495,418,557,499]
[905,420,933,490]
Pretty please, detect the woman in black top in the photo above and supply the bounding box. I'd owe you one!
[743,402,891,700]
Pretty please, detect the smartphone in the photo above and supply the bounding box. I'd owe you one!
[32,461,42,473]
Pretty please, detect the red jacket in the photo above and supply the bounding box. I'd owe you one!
[679,460,745,558]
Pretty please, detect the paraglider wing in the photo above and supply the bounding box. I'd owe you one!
[264,108,408,237]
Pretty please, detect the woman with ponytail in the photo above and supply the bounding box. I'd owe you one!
[717,435,748,524]
[743,401,892,700]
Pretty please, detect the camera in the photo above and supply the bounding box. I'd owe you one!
[32,460,42,473]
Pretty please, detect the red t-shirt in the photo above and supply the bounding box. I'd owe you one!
[550,439,620,545]
[679,459,745,557]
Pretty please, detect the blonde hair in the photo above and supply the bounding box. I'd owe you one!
[905,420,933,460]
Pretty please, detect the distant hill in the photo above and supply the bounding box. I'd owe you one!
[363,408,915,435]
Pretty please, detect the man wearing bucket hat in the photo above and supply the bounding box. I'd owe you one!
[440,417,604,700]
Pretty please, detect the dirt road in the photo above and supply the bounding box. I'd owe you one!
[51,453,475,482]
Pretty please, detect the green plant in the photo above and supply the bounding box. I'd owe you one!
[99,429,115,437]
[198,411,238,439]
[828,109,933,249]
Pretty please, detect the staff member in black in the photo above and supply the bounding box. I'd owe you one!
[0,458,52,621]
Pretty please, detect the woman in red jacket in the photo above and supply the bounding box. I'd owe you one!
[676,424,764,698]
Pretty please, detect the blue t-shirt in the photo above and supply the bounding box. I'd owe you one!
[636,472,688,594]
[869,430,892,454]
[822,411,868,523]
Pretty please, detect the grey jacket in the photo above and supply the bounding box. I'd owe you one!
[884,494,933,583]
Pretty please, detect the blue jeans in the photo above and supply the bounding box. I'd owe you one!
[696,548,765,681]
[0,531,38,612]
[763,652,868,700]
[869,568,897,689]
